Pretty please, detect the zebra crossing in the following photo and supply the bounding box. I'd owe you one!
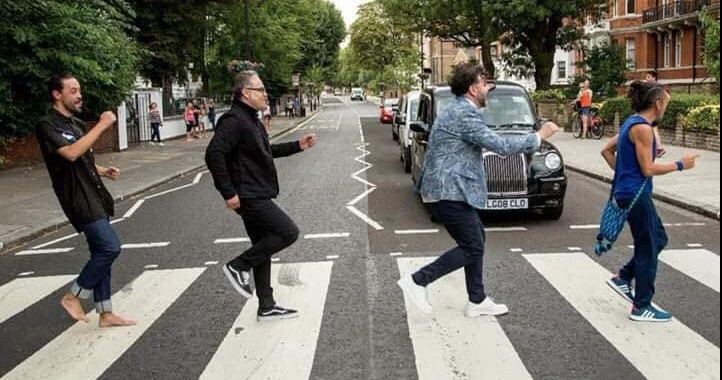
[1,248,719,380]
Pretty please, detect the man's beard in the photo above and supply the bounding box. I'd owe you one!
[63,99,82,114]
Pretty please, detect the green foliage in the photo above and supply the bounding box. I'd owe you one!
[531,89,566,102]
[580,42,629,98]
[700,8,720,86]
[598,97,633,125]
[682,105,720,133]
[0,0,138,142]
[659,94,720,130]
[346,1,419,94]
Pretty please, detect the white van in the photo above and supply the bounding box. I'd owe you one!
[350,87,364,101]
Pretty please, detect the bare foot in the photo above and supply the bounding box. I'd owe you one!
[99,312,137,328]
[60,293,89,323]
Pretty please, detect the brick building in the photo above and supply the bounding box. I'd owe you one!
[608,0,720,86]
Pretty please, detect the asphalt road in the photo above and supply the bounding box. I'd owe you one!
[0,96,719,380]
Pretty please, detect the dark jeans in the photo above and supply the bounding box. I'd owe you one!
[412,200,487,303]
[617,194,668,309]
[229,199,299,310]
[150,123,161,142]
[71,218,121,312]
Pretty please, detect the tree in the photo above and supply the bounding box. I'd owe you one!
[0,0,138,143]
[297,1,346,79]
[700,8,720,87]
[380,0,502,78]
[580,42,629,98]
[347,1,419,94]
[381,0,604,90]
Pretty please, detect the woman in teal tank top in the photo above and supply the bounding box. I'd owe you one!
[599,81,700,322]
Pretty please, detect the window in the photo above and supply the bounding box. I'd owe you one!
[557,61,567,79]
[612,0,619,17]
[663,34,670,68]
[626,0,635,14]
[626,38,636,68]
[490,46,498,59]
[675,31,682,67]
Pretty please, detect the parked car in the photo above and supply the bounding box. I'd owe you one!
[392,91,421,172]
[409,83,567,219]
[380,98,398,124]
[350,87,364,101]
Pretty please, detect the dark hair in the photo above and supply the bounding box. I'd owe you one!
[647,70,658,80]
[448,63,486,96]
[232,70,259,101]
[627,80,667,112]
[47,72,75,102]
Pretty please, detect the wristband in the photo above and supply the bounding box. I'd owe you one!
[675,160,684,171]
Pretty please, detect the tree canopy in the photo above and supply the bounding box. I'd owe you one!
[0,0,138,142]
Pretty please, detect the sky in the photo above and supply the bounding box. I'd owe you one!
[329,0,369,46]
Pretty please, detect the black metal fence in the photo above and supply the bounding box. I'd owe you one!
[642,0,711,23]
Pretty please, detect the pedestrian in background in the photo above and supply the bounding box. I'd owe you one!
[644,70,666,158]
[148,102,163,146]
[205,70,318,321]
[184,101,195,141]
[397,63,560,317]
[602,80,699,322]
[574,80,593,139]
[35,73,135,327]
[285,98,294,118]
[262,105,272,132]
[207,100,217,130]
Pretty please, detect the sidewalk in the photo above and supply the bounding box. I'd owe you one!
[550,132,720,220]
[0,110,321,253]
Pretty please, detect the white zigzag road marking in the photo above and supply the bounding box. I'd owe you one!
[345,111,383,229]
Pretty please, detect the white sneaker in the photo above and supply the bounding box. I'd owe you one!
[158,142,165,146]
[397,275,432,315]
[465,297,509,317]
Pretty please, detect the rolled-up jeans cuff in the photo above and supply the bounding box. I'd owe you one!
[95,300,113,314]
[70,281,93,299]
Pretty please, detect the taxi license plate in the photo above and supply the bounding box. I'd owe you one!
[484,198,528,210]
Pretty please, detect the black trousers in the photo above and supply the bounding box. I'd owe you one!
[230,199,299,310]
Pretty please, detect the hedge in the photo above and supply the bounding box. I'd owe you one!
[599,94,719,128]
[681,105,720,133]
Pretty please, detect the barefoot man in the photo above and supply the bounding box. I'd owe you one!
[35,73,135,327]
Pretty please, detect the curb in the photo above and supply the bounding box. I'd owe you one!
[0,109,324,254]
[565,164,720,221]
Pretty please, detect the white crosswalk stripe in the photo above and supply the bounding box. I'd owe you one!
[0,248,718,379]
[524,252,719,380]
[659,249,720,292]
[397,257,532,380]
[0,275,76,324]
[1,268,205,380]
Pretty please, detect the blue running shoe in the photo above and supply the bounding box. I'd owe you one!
[606,276,634,303]
[630,305,673,322]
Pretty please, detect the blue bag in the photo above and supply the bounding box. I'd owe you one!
[594,177,648,256]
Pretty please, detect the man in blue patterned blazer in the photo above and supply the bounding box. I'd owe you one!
[397,63,561,317]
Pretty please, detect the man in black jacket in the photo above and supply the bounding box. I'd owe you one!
[205,70,317,321]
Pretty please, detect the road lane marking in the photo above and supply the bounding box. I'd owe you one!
[510,248,523,253]
[687,243,704,248]
[660,249,719,292]
[204,261,219,266]
[200,262,333,380]
[213,237,251,244]
[326,255,339,260]
[0,275,76,324]
[303,232,351,239]
[121,242,170,249]
[15,247,75,256]
[192,171,206,184]
[567,247,583,251]
[144,264,159,269]
[569,224,599,230]
[524,252,719,380]
[17,271,35,277]
[397,258,533,380]
[32,234,79,249]
[1,268,205,380]
[390,252,403,256]
[394,229,439,235]
[486,227,528,232]
[571,222,705,230]
[346,206,384,230]
[122,199,145,218]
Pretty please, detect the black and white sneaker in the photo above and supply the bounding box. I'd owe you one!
[257,305,299,321]
[223,263,252,298]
